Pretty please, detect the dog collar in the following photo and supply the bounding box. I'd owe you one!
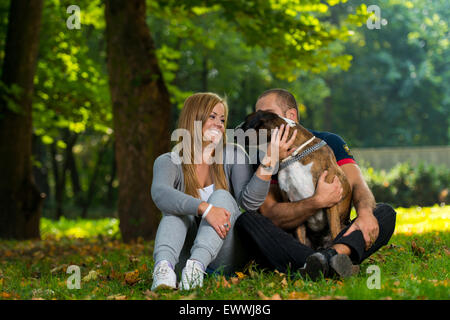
[279,139,328,170]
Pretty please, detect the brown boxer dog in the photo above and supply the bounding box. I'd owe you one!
[238,110,352,250]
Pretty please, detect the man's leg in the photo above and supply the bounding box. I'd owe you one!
[332,203,397,264]
[235,211,315,273]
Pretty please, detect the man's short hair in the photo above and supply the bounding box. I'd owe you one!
[256,88,298,117]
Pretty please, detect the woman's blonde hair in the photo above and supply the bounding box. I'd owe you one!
[177,92,229,199]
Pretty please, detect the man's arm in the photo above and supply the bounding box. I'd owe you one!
[341,163,379,249]
[259,171,343,229]
[341,163,376,215]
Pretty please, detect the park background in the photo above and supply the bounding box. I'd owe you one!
[0,0,448,300]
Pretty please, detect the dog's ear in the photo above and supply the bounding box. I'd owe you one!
[240,112,261,131]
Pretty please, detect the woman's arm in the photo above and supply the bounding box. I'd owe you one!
[230,125,297,212]
[228,145,271,212]
[150,153,202,216]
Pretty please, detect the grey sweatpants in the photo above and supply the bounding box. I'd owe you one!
[153,189,248,275]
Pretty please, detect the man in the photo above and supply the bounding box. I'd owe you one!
[235,89,397,279]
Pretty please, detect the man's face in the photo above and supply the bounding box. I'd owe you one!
[255,94,298,122]
[255,94,285,116]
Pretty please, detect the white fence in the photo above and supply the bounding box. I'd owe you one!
[352,145,450,171]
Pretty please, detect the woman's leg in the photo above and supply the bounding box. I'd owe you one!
[153,213,196,269]
[189,189,244,273]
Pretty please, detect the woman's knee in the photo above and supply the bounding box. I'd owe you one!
[208,189,240,216]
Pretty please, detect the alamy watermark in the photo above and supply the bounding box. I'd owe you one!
[366,5,388,29]
[170,121,277,167]
[366,265,381,289]
[66,5,81,30]
[66,265,81,289]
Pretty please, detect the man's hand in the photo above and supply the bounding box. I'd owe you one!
[343,210,379,250]
[313,170,343,208]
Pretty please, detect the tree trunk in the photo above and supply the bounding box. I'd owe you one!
[105,0,171,242]
[0,0,44,239]
[106,140,117,209]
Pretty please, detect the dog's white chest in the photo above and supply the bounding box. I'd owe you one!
[278,161,326,231]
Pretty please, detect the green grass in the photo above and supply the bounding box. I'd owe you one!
[0,206,449,300]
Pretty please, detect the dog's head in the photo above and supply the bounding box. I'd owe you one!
[236,110,295,140]
[239,110,284,131]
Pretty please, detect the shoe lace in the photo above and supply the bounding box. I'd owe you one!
[186,261,206,283]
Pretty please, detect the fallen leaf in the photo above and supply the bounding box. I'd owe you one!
[230,277,240,285]
[124,269,140,285]
[235,272,246,279]
[179,293,197,300]
[411,240,425,256]
[140,263,148,272]
[107,294,127,300]
[317,295,347,300]
[288,291,310,300]
[109,268,123,281]
[128,256,139,264]
[143,290,159,300]
[281,277,288,288]
[216,276,231,288]
[257,291,269,300]
[82,270,98,282]
[50,264,68,274]
[293,280,304,287]
[1,292,12,299]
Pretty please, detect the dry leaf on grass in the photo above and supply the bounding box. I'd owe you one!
[124,269,140,285]
[411,240,425,256]
[287,291,310,300]
[317,295,347,300]
[216,276,231,288]
[107,294,127,300]
[143,290,159,300]
[82,270,98,282]
[257,291,282,300]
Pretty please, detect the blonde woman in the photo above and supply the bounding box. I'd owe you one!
[150,92,297,290]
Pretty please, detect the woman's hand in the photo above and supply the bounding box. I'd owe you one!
[202,205,232,239]
[257,124,297,178]
[267,124,297,162]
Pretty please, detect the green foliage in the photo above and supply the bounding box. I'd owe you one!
[148,0,367,128]
[33,0,112,140]
[362,162,450,207]
[327,0,450,147]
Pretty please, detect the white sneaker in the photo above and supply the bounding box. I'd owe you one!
[151,260,177,291]
[179,259,206,290]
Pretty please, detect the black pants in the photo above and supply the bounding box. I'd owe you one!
[235,203,397,273]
